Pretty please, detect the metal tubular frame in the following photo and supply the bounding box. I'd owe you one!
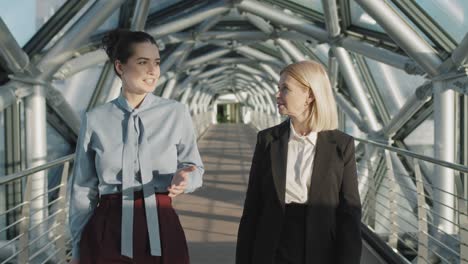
[354,0,442,77]
[53,50,108,81]
[1,1,467,262]
[148,1,229,37]
[161,77,178,99]
[433,81,457,235]
[0,19,29,73]
[381,82,432,138]
[333,47,382,132]
[36,0,125,81]
[237,0,328,42]
[23,85,48,260]
[451,33,468,69]
[130,0,150,31]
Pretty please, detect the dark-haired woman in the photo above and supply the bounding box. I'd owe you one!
[68,29,203,264]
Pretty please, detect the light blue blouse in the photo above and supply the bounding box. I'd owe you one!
[68,93,204,259]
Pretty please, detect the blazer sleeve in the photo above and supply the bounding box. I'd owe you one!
[336,136,362,264]
[236,132,265,264]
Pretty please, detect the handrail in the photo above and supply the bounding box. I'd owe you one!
[0,154,75,185]
[354,137,468,173]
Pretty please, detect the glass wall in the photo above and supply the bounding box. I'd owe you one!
[0,0,66,46]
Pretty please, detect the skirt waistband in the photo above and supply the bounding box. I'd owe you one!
[100,190,170,201]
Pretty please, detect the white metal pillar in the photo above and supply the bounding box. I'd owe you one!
[433,81,456,234]
[333,47,382,132]
[180,85,193,105]
[24,85,48,249]
[161,77,178,99]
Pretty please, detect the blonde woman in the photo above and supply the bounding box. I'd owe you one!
[236,60,361,264]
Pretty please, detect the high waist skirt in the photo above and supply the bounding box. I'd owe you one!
[79,191,189,264]
[274,203,307,264]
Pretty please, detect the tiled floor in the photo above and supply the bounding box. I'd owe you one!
[173,124,257,264]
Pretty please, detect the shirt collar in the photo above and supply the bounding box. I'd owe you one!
[289,120,317,145]
[116,92,156,113]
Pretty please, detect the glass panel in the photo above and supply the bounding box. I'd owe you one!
[404,114,435,178]
[364,57,426,118]
[46,123,72,199]
[149,0,185,13]
[94,8,120,35]
[310,43,330,65]
[44,0,96,51]
[286,0,323,13]
[405,116,434,156]
[344,112,364,137]
[414,0,468,43]
[350,0,385,33]
[53,65,104,116]
[384,1,437,47]
[0,0,67,46]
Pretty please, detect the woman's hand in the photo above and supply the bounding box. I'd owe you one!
[168,165,196,198]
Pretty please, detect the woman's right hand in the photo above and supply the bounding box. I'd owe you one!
[69,259,79,264]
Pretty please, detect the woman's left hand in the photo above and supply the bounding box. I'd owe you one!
[168,165,196,198]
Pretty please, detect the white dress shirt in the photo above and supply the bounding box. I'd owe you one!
[285,121,317,204]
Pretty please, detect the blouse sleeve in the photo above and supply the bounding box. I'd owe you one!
[68,113,99,259]
[177,105,204,193]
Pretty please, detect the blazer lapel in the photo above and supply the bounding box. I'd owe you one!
[270,121,289,209]
[308,131,336,203]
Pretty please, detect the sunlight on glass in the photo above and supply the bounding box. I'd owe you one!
[288,0,324,13]
[350,0,384,32]
[0,0,66,46]
[415,0,468,43]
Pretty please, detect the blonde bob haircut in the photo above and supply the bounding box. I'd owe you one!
[280,60,338,132]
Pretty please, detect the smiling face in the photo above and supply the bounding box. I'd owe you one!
[276,73,314,119]
[115,41,160,95]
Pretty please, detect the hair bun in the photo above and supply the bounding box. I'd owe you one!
[102,29,129,60]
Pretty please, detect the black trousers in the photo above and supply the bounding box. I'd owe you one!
[274,203,307,264]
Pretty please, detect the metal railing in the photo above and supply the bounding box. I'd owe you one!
[1,125,466,264]
[0,114,213,264]
[355,137,468,264]
[0,154,75,264]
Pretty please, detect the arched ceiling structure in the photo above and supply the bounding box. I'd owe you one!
[1,2,468,263]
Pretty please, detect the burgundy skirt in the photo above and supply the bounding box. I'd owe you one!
[79,191,189,264]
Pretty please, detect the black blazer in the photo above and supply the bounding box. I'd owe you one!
[236,121,362,264]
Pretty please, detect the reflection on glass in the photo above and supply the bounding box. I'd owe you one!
[364,57,426,118]
[0,0,67,46]
[385,1,437,46]
[306,43,330,65]
[43,0,96,51]
[46,123,73,201]
[149,0,184,13]
[287,0,323,13]
[94,8,120,35]
[415,0,468,43]
[404,115,435,179]
[350,0,385,32]
[53,65,104,116]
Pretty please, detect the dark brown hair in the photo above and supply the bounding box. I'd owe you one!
[102,29,158,76]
